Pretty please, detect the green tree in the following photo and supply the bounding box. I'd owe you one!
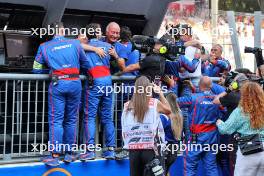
[217,0,262,13]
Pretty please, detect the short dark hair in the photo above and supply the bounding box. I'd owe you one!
[86,23,101,39]
[235,68,253,75]
[120,26,132,42]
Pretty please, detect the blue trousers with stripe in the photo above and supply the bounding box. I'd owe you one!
[48,80,82,153]
[83,81,115,148]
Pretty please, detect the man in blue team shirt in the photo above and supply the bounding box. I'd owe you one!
[177,76,223,176]
[165,24,203,144]
[79,23,123,160]
[103,22,128,74]
[118,26,139,77]
[81,22,135,152]
[202,44,231,77]
[33,22,87,166]
[81,22,128,71]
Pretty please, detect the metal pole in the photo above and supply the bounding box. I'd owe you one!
[33,81,38,155]
[11,81,15,156]
[3,81,8,156]
[26,81,31,156]
[211,0,219,44]
[254,11,262,72]
[227,11,243,68]
[41,81,46,154]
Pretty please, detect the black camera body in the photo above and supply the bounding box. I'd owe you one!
[131,35,155,54]
[224,71,264,90]
[131,35,186,81]
[145,158,165,176]
[162,42,185,61]
[131,35,185,60]
[244,47,264,67]
[244,47,262,54]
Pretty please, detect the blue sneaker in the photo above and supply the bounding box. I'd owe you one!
[63,153,77,163]
[41,156,60,166]
[79,151,96,161]
[102,150,115,160]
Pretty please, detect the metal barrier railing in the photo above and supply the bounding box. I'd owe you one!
[0,73,136,164]
[0,73,220,164]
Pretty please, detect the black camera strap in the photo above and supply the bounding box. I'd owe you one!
[154,120,165,157]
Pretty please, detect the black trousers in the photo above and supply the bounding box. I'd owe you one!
[129,149,156,176]
[164,145,177,174]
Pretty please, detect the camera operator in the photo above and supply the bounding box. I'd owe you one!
[120,38,167,81]
[213,73,249,176]
[121,76,171,176]
[126,25,203,142]
[216,81,264,176]
[165,24,203,142]
[166,24,202,86]
[213,73,249,116]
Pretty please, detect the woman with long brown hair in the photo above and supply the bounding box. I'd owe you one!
[121,76,171,176]
[160,92,183,174]
[216,82,264,176]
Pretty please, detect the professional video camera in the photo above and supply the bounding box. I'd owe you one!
[131,35,185,60]
[244,47,264,67]
[224,71,264,89]
[244,46,264,87]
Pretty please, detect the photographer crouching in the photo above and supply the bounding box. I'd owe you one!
[121,76,171,176]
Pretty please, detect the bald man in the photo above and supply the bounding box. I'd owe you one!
[105,22,120,44]
[177,76,223,176]
[81,22,127,73]
[104,22,129,74]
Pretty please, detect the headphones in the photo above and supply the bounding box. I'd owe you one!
[231,81,239,90]
[230,75,249,90]
[159,46,168,54]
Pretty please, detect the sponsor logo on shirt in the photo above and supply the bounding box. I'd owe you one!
[52,44,72,51]
[200,101,213,105]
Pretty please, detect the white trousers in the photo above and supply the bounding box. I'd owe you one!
[234,146,264,176]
